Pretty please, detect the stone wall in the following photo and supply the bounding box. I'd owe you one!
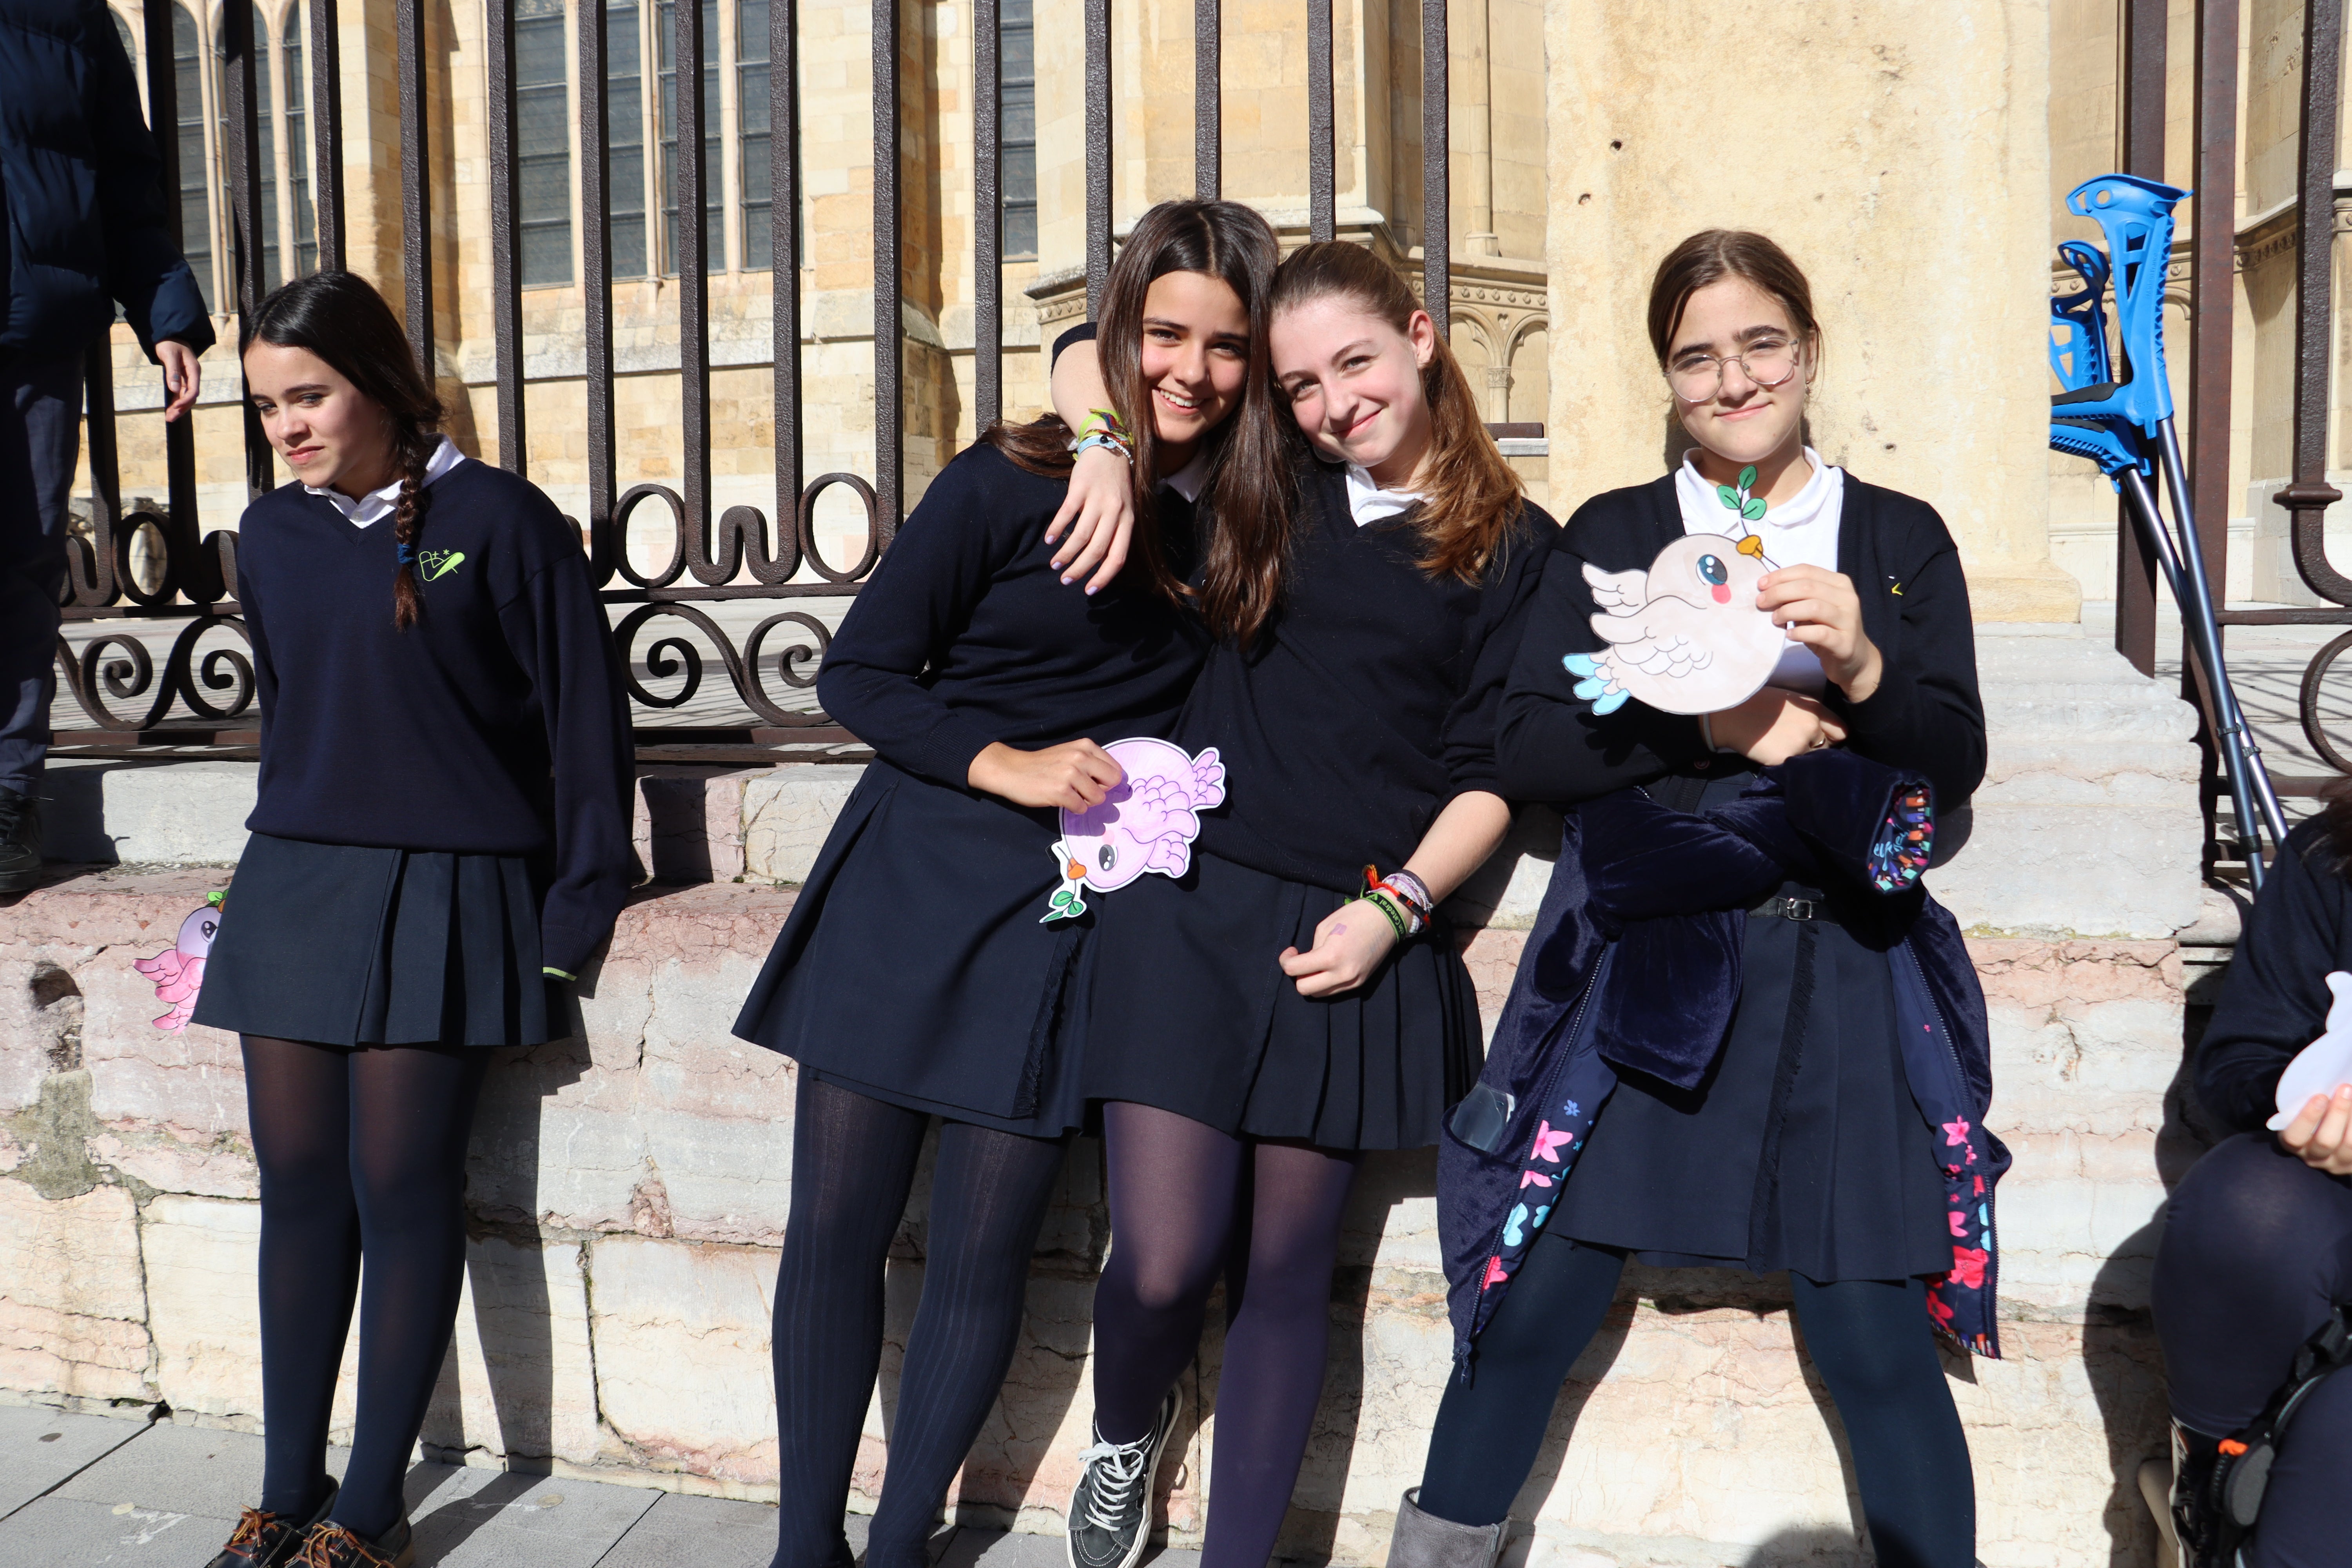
[2,623,2211,1567]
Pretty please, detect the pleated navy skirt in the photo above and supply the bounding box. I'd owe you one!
[733,761,1093,1139]
[190,831,556,1048]
[1545,881,1953,1283]
[1081,851,1481,1152]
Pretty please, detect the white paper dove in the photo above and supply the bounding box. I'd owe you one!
[2268,971,2352,1131]
[1563,532,1789,717]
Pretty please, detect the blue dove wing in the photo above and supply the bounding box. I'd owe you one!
[1562,653,1632,715]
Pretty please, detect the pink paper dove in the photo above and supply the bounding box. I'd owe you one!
[1043,738,1226,922]
[133,904,221,1032]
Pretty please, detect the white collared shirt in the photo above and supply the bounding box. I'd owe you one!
[1161,449,1211,504]
[306,434,468,528]
[1672,445,1846,694]
[1344,462,1423,526]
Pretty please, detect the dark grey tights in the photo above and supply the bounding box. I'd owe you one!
[769,1076,1069,1568]
[1087,1102,1361,1568]
[243,1035,489,1540]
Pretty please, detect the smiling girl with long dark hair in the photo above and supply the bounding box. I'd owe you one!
[191,270,635,1568]
[733,199,1281,1568]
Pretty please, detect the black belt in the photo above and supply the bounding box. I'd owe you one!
[1751,894,1823,922]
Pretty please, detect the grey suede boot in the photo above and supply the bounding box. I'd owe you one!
[1387,1490,1505,1568]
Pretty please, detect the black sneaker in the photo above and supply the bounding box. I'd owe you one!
[206,1479,338,1568]
[1065,1388,1179,1568]
[0,786,38,893]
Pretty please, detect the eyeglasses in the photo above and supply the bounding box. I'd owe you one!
[1666,338,1804,402]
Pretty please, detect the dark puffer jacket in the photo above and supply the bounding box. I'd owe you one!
[0,0,214,365]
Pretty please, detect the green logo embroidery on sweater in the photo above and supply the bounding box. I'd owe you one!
[418,548,466,582]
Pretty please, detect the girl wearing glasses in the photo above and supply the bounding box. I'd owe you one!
[1388,230,1991,1568]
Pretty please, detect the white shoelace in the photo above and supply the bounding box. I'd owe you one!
[1074,1431,1152,1532]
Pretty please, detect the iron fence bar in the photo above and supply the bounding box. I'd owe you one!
[138,0,202,592]
[1194,0,1218,198]
[2190,0,2242,847]
[222,0,272,496]
[487,0,526,473]
[770,0,803,539]
[677,0,713,563]
[397,0,434,377]
[580,0,618,582]
[1084,0,1109,315]
[306,0,345,269]
[1421,0,1447,338]
[2112,0,2165,677]
[975,0,1001,431]
[2277,0,2350,603]
[82,341,123,590]
[1308,0,1333,241]
[874,0,902,535]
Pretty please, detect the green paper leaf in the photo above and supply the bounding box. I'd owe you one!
[1742,498,1766,521]
[1715,485,1740,508]
[1738,465,1758,489]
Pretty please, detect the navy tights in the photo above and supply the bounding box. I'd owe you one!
[1416,1227,1975,1568]
[2154,1132,2352,1568]
[244,1036,489,1540]
[770,1076,1069,1568]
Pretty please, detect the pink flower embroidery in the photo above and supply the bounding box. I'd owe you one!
[1925,1288,1956,1327]
[1947,1209,1969,1238]
[1942,1116,1972,1148]
[1519,1170,1554,1189]
[1947,1247,1988,1290]
[1531,1121,1571,1163]
[1483,1256,1510,1289]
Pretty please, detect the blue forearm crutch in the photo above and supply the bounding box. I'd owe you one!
[2048,173,2290,883]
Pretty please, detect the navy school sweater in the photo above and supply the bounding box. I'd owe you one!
[232,460,638,975]
[815,442,1205,788]
[1172,461,1557,892]
[2196,817,2352,1134]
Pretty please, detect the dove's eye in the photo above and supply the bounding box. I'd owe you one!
[1697,554,1728,586]
[1099,845,1117,870]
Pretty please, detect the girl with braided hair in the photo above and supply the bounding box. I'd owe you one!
[191,270,636,1568]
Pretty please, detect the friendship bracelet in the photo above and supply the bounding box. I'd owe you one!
[1069,430,1133,463]
[1361,890,1412,942]
[1075,407,1131,444]
[1385,868,1436,919]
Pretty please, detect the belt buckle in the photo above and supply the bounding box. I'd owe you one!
[1781,897,1817,922]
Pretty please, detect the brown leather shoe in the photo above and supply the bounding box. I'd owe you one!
[205,1479,337,1568]
[290,1516,414,1568]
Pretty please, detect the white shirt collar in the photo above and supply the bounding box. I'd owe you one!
[1160,449,1211,505]
[1344,462,1423,527]
[1672,446,1842,536]
[306,434,467,528]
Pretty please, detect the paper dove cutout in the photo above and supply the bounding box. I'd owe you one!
[1043,738,1226,922]
[1562,532,1788,716]
[132,901,222,1033]
[2269,971,2352,1131]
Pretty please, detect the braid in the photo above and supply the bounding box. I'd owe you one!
[389,426,432,628]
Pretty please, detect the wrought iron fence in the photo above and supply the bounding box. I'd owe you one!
[2114,0,2352,854]
[56,0,1457,767]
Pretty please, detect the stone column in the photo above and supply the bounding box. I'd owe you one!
[1542,0,2082,624]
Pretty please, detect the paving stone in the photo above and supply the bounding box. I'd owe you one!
[0,1403,152,1517]
[0,1495,225,1567]
[935,1530,1198,1568]
[592,1491,784,1568]
[52,1421,279,1521]
[403,1462,656,1566]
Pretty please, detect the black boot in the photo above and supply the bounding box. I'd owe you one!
[0,784,39,893]
[2170,1421,2241,1568]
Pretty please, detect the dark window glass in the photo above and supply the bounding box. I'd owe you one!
[517,0,573,285]
[655,0,723,274]
[285,7,316,276]
[1000,0,1035,259]
[217,5,282,296]
[609,0,647,277]
[737,0,768,270]
[173,6,213,310]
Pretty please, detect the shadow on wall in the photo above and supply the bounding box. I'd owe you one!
[2084,967,2230,1568]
